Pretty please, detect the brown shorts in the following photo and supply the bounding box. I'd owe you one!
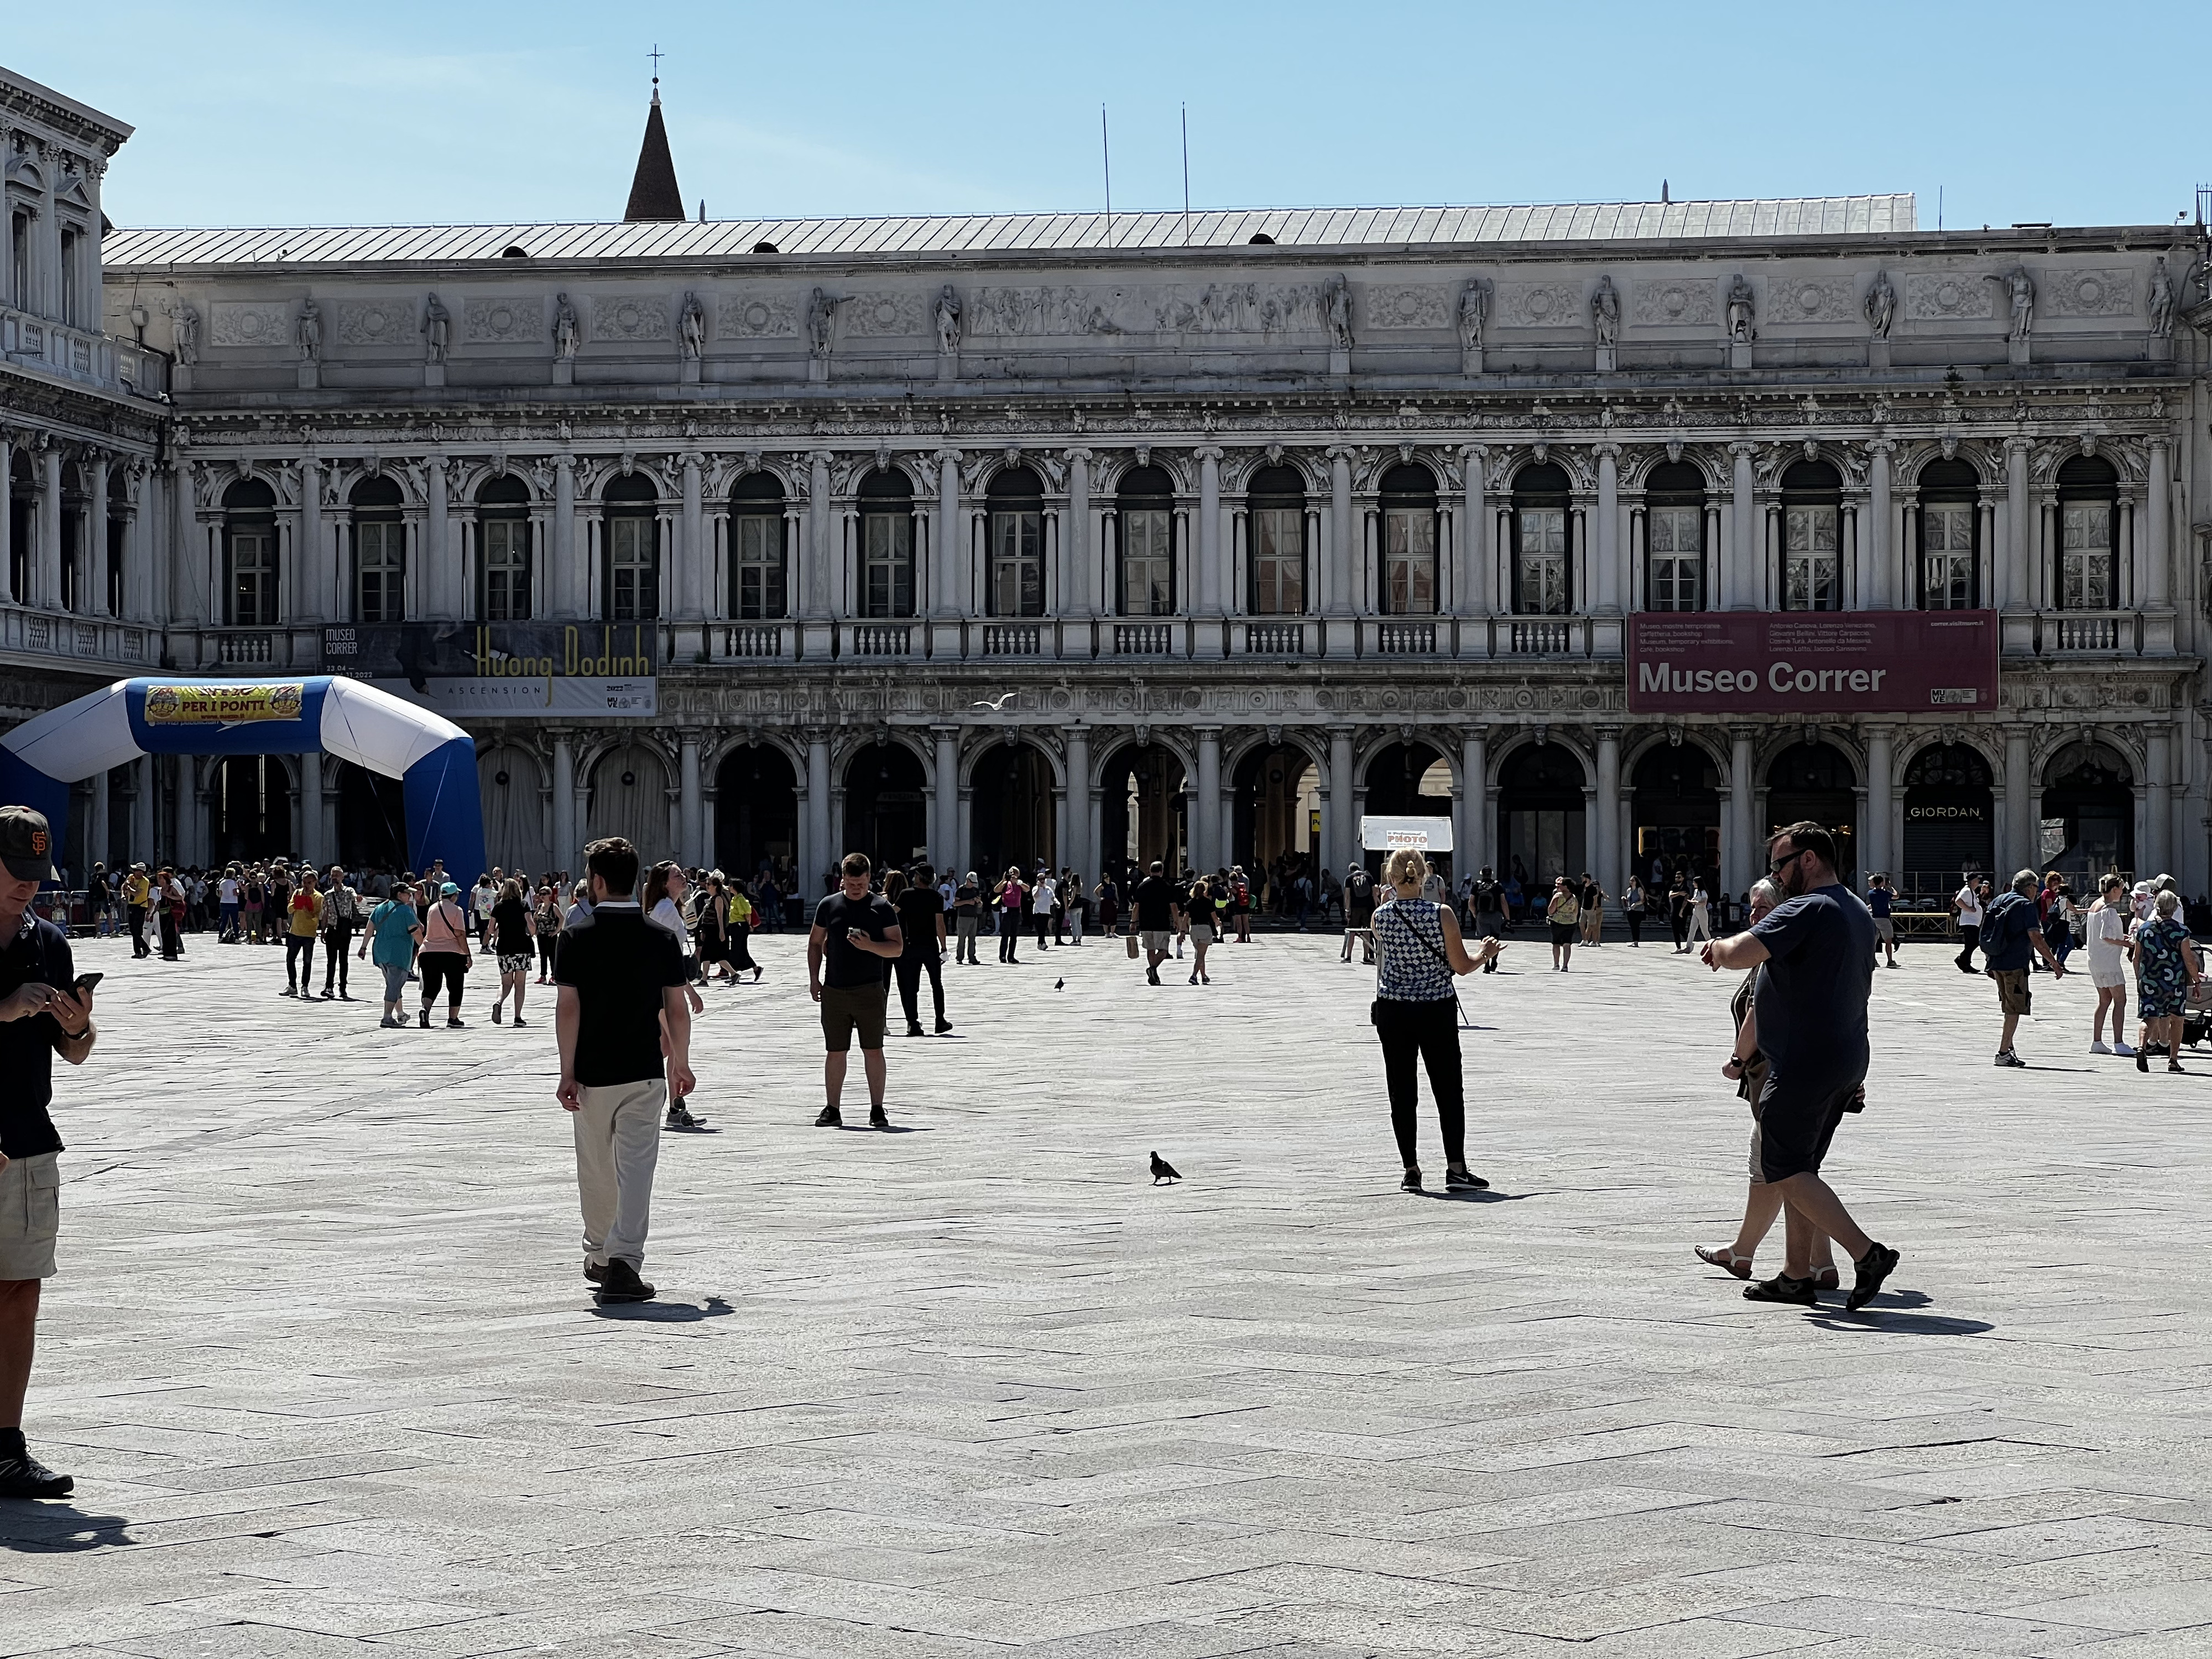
[820,981,889,1052]
[1994,968,2031,1016]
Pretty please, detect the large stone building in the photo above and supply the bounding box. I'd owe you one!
[7,62,2211,901]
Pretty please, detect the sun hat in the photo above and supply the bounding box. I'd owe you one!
[440,881,460,896]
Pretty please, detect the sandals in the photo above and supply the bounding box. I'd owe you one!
[1694,1245,1755,1280]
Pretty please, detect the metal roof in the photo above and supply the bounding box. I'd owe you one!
[103,195,1918,269]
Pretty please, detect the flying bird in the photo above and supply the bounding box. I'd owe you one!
[1149,1151,1181,1185]
[972,692,1017,712]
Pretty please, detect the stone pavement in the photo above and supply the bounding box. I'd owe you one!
[4,919,2211,1658]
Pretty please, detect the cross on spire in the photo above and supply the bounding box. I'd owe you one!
[648,43,664,84]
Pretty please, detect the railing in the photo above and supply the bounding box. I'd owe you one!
[1,306,166,399]
[215,630,278,666]
[1502,618,1580,655]
[984,623,1042,656]
[1114,623,1176,655]
[1374,622,1437,655]
[2034,610,2141,656]
[715,623,785,659]
[0,604,155,668]
[848,623,914,657]
[1243,622,1305,654]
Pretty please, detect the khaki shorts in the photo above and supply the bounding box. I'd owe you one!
[1189,926,1215,946]
[0,1152,61,1281]
[820,981,889,1052]
[1994,968,2031,1016]
[1872,918,1895,943]
[1141,930,1172,953]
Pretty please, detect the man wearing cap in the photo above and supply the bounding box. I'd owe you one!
[0,806,97,1499]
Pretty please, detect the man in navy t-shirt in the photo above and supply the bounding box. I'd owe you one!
[1703,821,1900,1313]
[1865,873,1898,970]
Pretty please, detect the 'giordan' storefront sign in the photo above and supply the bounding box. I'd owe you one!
[322,623,655,717]
[1627,611,1998,716]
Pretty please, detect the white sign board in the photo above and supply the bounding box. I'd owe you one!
[1360,815,1454,853]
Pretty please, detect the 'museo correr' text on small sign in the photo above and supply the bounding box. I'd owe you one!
[1626,611,1997,716]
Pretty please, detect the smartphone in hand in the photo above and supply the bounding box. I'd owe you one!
[74,972,103,995]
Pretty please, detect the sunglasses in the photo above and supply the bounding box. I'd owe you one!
[1768,847,1807,875]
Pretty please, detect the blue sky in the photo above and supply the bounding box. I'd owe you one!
[13,2,2204,232]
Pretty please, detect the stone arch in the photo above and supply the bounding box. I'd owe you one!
[1223,447,1326,494]
[477,741,551,878]
[1096,736,1188,875]
[583,740,675,860]
[1493,737,1590,886]
[1896,728,2002,791]
[1486,730,1592,791]
[713,740,800,883]
[2030,724,2145,784]
[959,728,1065,789]
[1621,727,1730,787]
[1621,447,1722,492]
[841,734,932,872]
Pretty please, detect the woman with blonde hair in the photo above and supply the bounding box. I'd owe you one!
[1184,875,1218,985]
[1371,848,1504,1193]
[488,876,535,1027]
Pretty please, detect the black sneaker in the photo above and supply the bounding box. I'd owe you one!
[1744,1273,1820,1306]
[1445,1168,1490,1191]
[418,1009,430,1029]
[320,989,335,1001]
[492,1005,503,1024]
[1400,1166,1423,1192]
[0,1444,73,1499]
[594,1259,655,1304]
[1146,968,1161,985]
[665,1103,706,1130]
[869,1107,890,1129]
[1848,1243,1901,1312]
[934,1020,953,1035]
[814,1105,843,1128]
[905,1024,925,1037]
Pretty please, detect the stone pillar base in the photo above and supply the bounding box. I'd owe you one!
[1594,346,1616,372]
[2150,335,2173,363]
[296,362,320,389]
[1726,342,1752,370]
[1868,340,1892,370]
[1461,346,1483,377]
[2008,338,2031,366]
[424,363,445,388]
[937,352,958,382]
[808,358,829,384]
[1328,348,1350,376]
[172,364,194,392]
[680,359,701,385]
[551,360,574,386]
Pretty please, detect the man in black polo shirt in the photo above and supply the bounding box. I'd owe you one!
[1132,860,1177,987]
[554,836,694,1306]
[809,853,904,1128]
[0,806,97,1498]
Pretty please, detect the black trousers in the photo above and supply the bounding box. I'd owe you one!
[323,927,353,993]
[895,952,945,1029]
[128,904,149,957]
[159,911,182,959]
[285,933,316,988]
[1374,998,1465,1170]
[419,954,467,1009]
[999,919,1020,961]
[1625,911,1645,945]
[1955,924,1980,971]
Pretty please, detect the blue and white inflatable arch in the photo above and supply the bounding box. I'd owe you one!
[0,676,486,880]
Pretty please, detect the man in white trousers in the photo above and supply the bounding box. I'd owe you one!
[554,836,695,1306]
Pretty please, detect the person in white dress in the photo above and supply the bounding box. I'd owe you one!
[1031,869,1057,952]
[2084,875,2135,1056]
[1687,884,1713,945]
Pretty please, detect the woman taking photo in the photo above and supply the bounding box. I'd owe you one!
[532,883,564,984]
[1370,848,1503,1192]
[996,866,1027,964]
[1545,875,1582,971]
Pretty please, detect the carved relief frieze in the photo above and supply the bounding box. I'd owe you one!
[2041,267,2135,318]
[1905,273,1996,321]
[717,294,799,338]
[206,302,294,349]
[1495,283,1583,330]
[968,282,1333,338]
[462,296,545,343]
[590,295,670,342]
[841,291,927,337]
[1631,278,1717,328]
[1363,284,1452,330]
[334,298,417,349]
[1766,275,1856,326]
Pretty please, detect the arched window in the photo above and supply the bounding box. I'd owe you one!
[987,466,1044,618]
[729,472,786,619]
[602,473,659,622]
[858,467,915,618]
[1917,457,1979,610]
[1642,460,1704,613]
[349,474,404,623]
[223,477,279,626]
[1117,465,1175,617]
[1780,460,1841,612]
[476,474,531,622]
[1246,464,1306,615]
[1511,461,1571,616]
[1379,463,1438,615]
[2056,455,2119,613]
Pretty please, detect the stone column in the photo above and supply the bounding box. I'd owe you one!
[1327,447,1354,617]
[1329,725,1356,875]
[0,434,12,603]
[681,453,705,620]
[172,457,200,624]
[1065,448,1092,616]
[1728,442,1756,611]
[1197,445,1223,617]
[1863,725,1894,879]
[295,455,322,623]
[2003,726,2033,876]
[552,455,577,618]
[678,733,702,867]
[2146,726,2172,877]
[1594,445,1620,614]
[807,451,833,617]
[932,726,961,870]
[425,454,451,620]
[84,453,109,616]
[39,442,64,609]
[1865,441,1892,609]
[936,449,963,618]
[1594,727,1621,890]
[1194,728,1222,874]
[130,755,154,867]
[550,733,577,873]
[2147,437,2171,610]
[1726,727,1757,899]
[806,731,833,886]
[1460,728,1489,876]
[2005,437,2031,613]
[1063,726,1089,878]
[298,751,323,865]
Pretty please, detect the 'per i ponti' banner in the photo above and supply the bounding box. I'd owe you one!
[322,623,656,717]
[1626,611,1999,716]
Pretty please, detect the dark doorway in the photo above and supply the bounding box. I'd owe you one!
[1631,743,1720,897]
[333,760,406,873]
[1496,742,1585,889]
[1099,743,1185,879]
[716,746,798,881]
[2041,740,2133,886]
[970,742,1056,877]
[1901,743,1993,900]
[1230,744,1318,877]
[843,742,929,874]
[210,755,294,863]
[1766,741,1857,880]
[1361,740,1453,880]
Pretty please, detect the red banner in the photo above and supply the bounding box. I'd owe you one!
[1626,611,1999,716]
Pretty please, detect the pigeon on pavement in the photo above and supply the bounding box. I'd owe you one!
[1149,1151,1181,1185]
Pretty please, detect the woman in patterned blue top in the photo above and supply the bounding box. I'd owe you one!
[1371,848,1504,1192]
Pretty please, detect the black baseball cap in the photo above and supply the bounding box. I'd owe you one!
[0,805,59,883]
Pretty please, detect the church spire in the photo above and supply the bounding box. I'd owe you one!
[623,60,684,223]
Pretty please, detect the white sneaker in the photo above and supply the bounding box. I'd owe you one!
[2090,1041,2111,1054]
[2113,1042,2137,1057]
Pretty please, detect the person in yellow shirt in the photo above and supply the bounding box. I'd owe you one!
[283,870,324,998]
[728,882,760,982]
[123,865,152,959]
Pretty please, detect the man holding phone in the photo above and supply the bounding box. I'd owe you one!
[808,853,902,1129]
[0,806,97,1499]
